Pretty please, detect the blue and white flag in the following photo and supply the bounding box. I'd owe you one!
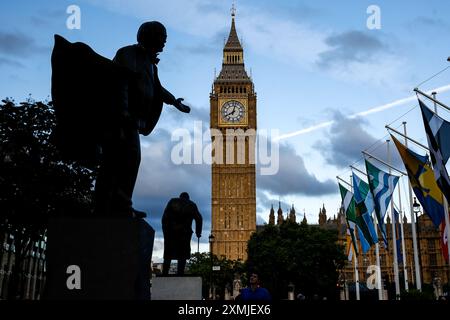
[365,159,399,247]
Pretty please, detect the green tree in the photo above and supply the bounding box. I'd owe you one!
[0,98,95,299]
[0,98,95,226]
[246,221,345,300]
[188,252,245,299]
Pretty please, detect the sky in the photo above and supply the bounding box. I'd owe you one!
[2,0,450,261]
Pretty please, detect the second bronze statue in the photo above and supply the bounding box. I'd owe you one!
[162,192,203,275]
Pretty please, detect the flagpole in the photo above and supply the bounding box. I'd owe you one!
[403,121,422,291]
[385,125,429,150]
[432,92,438,113]
[362,150,406,176]
[387,139,401,299]
[398,181,409,291]
[350,165,383,300]
[337,176,352,189]
[350,175,361,301]
[373,211,384,300]
[414,88,450,111]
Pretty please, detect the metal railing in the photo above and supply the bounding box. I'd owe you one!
[0,224,47,300]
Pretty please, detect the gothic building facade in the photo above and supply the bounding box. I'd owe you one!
[266,204,449,293]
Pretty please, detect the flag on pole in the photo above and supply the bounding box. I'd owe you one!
[391,134,445,227]
[418,98,450,203]
[339,183,359,256]
[365,159,399,248]
[345,227,354,261]
[393,208,403,263]
[352,174,379,248]
[357,226,371,254]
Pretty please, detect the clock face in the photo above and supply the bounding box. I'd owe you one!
[221,100,245,123]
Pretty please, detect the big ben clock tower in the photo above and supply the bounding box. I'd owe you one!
[210,7,256,261]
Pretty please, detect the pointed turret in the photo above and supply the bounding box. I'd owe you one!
[301,210,308,226]
[224,5,242,51]
[269,204,275,225]
[277,201,284,225]
[289,204,296,223]
[216,6,250,81]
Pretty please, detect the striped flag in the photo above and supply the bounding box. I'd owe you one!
[352,174,379,249]
[365,159,399,247]
[345,227,354,261]
[338,183,359,256]
[393,208,403,263]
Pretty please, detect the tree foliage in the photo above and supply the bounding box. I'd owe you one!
[0,98,95,230]
[188,252,245,299]
[246,221,346,300]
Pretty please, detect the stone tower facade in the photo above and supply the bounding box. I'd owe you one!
[210,8,257,261]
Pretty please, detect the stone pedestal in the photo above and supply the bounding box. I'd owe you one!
[151,276,202,300]
[44,217,154,300]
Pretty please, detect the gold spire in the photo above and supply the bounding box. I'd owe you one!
[224,4,242,50]
[231,2,236,18]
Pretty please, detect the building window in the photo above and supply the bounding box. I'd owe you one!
[429,254,437,266]
[428,239,435,251]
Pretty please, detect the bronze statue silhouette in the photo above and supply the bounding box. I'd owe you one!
[162,192,202,275]
[51,21,190,218]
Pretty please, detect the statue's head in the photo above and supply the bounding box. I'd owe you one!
[137,21,167,53]
[179,192,190,200]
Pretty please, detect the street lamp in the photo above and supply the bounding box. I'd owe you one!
[209,234,215,299]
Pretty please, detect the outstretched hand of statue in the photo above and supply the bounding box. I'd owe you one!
[173,98,190,113]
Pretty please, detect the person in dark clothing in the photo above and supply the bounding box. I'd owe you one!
[94,21,190,218]
[162,192,202,275]
[239,273,271,301]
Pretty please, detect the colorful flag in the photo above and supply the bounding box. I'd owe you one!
[365,159,399,248]
[391,134,445,227]
[352,174,378,249]
[345,227,354,261]
[419,98,450,205]
[393,208,403,263]
[339,183,359,256]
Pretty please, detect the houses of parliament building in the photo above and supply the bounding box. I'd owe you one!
[268,203,449,294]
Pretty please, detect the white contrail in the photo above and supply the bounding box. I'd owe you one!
[275,84,450,141]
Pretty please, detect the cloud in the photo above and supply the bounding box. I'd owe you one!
[315,30,404,85]
[162,103,209,125]
[0,31,47,57]
[257,142,335,197]
[317,31,386,68]
[409,16,450,32]
[90,0,405,86]
[256,190,293,219]
[133,128,210,239]
[0,57,24,68]
[314,111,403,170]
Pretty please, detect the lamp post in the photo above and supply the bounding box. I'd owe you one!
[412,197,424,287]
[209,233,215,299]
